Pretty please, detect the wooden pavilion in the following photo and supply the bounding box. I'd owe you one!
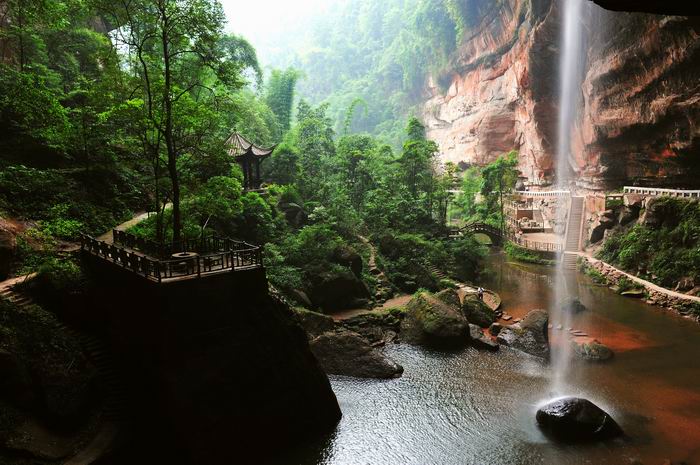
[225,133,275,191]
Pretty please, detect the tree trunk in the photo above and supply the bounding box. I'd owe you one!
[161,8,181,247]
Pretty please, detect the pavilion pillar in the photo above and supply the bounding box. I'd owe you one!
[255,159,262,189]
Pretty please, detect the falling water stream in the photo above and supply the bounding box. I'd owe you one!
[274,253,700,465]
[549,0,587,395]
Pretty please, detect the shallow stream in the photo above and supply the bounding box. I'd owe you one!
[276,252,700,465]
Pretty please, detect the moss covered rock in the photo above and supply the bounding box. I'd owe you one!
[462,295,497,328]
[309,329,403,379]
[294,308,336,338]
[400,291,468,348]
[572,340,614,362]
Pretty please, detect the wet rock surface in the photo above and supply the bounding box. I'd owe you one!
[536,397,623,442]
[468,324,499,352]
[400,290,469,348]
[309,329,403,379]
[496,309,549,358]
[571,339,614,362]
[462,295,497,328]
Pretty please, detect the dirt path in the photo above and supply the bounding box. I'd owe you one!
[97,211,151,243]
[332,294,413,321]
[0,272,37,292]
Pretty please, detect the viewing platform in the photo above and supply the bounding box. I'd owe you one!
[80,230,263,283]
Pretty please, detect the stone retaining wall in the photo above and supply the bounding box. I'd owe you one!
[578,256,700,322]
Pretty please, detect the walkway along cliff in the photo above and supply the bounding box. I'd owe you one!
[79,231,341,463]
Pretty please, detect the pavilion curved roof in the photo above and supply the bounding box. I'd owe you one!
[226,132,275,159]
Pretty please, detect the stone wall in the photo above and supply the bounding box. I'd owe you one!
[81,253,342,463]
[579,256,700,322]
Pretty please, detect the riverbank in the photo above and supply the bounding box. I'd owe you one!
[281,252,700,465]
[577,253,700,322]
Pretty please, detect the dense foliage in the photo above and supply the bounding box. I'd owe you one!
[261,0,489,146]
[598,198,700,288]
[0,0,488,312]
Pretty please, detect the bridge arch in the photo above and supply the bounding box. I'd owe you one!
[451,223,503,245]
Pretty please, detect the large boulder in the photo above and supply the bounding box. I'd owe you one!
[332,245,363,277]
[309,270,371,312]
[496,309,549,358]
[400,291,468,348]
[561,298,587,314]
[309,330,403,379]
[468,324,499,352]
[341,308,404,345]
[462,295,497,328]
[294,308,336,338]
[536,397,623,442]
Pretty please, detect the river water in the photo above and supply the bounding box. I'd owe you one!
[276,252,700,465]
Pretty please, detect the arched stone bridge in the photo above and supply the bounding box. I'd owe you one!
[450,222,503,245]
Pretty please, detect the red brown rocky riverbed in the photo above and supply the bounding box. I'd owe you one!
[272,251,700,465]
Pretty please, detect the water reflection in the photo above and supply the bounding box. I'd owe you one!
[274,252,700,465]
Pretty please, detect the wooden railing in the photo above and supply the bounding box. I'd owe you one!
[623,186,700,198]
[81,232,263,283]
[505,231,562,252]
[514,190,571,198]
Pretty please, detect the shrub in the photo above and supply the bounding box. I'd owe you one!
[597,199,700,288]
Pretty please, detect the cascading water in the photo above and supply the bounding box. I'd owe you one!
[550,0,587,395]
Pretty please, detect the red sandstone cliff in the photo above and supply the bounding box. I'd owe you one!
[422,0,700,189]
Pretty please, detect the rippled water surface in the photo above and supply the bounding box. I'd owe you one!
[275,253,700,465]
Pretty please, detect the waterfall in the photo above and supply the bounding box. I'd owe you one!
[550,0,587,395]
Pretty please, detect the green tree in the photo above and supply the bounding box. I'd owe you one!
[101,0,246,245]
[399,117,437,201]
[265,68,301,137]
[480,151,519,233]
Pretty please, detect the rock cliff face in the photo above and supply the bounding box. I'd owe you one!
[422,0,700,189]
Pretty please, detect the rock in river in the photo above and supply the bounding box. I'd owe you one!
[462,295,497,328]
[496,309,549,358]
[571,339,614,362]
[400,290,468,348]
[468,324,499,352]
[309,329,403,379]
[536,397,623,442]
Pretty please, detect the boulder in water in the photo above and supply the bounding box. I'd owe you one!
[571,339,614,362]
[468,324,499,352]
[536,397,623,442]
[462,295,497,328]
[309,329,403,379]
[496,309,549,358]
[562,298,587,313]
[400,291,468,348]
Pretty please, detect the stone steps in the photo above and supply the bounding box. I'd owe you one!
[564,196,585,252]
[1,286,127,422]
[562,252,579,270]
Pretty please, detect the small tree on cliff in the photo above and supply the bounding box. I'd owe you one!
[480,151,519,233]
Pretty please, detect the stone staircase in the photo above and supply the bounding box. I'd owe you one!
[562,196,584,270]
[0,285,127,423]
[357,235,393,303]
